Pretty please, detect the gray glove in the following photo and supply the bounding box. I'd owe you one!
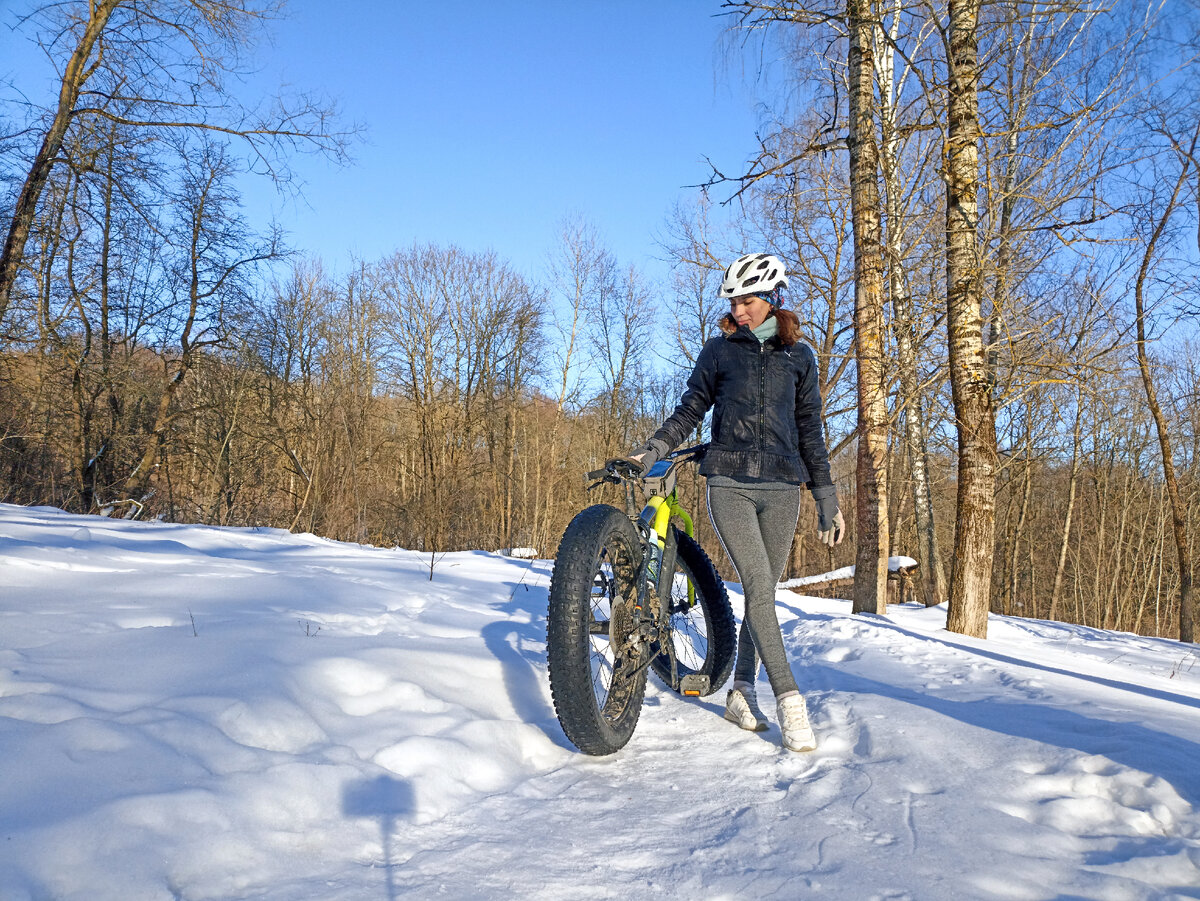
[628,438,669,474]
[811,485,845,548]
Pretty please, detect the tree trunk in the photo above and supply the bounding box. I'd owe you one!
[1133,130,1197,643]
[875,4,947,607]
[847,0,890,616]
[1006,448,1032,617]
[0,0,120,327]
[1048,395,1083,621]
[944,0,997,639]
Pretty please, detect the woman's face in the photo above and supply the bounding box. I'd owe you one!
[729,294,772,329]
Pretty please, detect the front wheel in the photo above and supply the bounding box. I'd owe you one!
[651,529,736,694]
[547,504,649,755]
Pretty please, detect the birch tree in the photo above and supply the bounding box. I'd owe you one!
[941,0,997,638]
[847,0,890,615]
[874,0,949,606]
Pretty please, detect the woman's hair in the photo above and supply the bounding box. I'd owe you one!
[718,307,803,346]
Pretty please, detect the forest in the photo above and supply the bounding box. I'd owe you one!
[1,1,1197,641]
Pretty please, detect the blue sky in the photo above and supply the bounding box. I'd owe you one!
[227,1,770,284]
[2,2,773,286]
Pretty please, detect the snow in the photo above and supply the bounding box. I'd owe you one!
[780,564,855,588]
[501,547,539,559]
[779,555,918,590]
[2,502,1199,901]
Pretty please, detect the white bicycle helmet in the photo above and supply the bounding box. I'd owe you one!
[720,253,789,298]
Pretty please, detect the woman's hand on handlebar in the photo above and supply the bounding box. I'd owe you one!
[625,443,661,475]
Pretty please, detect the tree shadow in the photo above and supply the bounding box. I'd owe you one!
[774,602,1200,806]
[777,601,1200,712]
[342,775,415,901]
[480,570,574,751]
[808,664,1200,809]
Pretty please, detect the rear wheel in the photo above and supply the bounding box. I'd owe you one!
[651,529,736,694]
[547,504,649,755]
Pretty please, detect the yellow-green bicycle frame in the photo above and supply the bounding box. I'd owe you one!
[641,490,697,607]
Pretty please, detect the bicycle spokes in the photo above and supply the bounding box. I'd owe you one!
[666,567,709,672]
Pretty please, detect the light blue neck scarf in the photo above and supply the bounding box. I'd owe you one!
[751,314,778,344]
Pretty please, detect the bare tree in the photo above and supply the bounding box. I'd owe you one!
[547,216,612,415]
[0,0,349,330]
[1131,120,1199,643]
[1047,382,1084,620]
[123,136,282,505]
[249,260,329,530]
[663,198,727,370]
[538,216,613,541]
[584,261,654,454]
[374,244,544,573]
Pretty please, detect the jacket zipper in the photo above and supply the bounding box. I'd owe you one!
[758,342,766,462]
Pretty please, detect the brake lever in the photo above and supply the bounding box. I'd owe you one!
[583,457,644,489]
[606,457,644,480]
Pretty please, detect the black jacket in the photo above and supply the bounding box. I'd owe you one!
[651,325,833,489]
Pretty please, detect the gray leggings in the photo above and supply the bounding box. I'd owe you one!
[706,482,801,697]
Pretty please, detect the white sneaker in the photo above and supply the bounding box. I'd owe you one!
[777,694,817,752]
[724,687,769,732]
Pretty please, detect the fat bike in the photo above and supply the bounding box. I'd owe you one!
[546,444,736,755]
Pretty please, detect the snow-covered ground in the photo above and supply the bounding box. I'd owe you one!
[2,502,1199,901]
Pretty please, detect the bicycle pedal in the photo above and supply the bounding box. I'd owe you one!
[679,674,710,697]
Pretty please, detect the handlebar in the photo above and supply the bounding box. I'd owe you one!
[585,442,709,492]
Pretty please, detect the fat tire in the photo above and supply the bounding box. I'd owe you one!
[651,529,736,694]
[547,504,648,755]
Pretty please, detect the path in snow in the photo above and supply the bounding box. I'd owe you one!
[383,589,1200,901]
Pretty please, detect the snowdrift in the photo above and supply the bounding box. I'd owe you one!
[1,503,1198,900]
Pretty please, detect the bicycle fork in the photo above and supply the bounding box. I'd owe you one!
[627,521,710,698]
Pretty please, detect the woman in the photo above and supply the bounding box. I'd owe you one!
[631,252,844,752]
